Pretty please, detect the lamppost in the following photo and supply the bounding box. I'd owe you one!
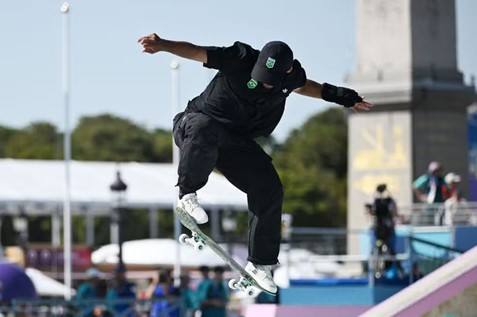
[110,168,127,271]
[60,1,72,300]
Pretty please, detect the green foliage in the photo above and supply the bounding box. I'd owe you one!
[26,216,51,243]
[0,126,17,157]
[1,216,17,246]
[3,122,60,159]
[152,128,173,163]
[72,114,156,162]
[121,208,154,241]
[274,107,348,227]
[94,217,112,247]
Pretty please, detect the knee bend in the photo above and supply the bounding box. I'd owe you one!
[253,181,283,202]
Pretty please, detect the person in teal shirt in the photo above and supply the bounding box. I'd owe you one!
[178,274,196,317]
[75,267,101,317]
[193,265,211,311]
[413,161,449,204]
[197,266,228,317]
[413,161,450,225]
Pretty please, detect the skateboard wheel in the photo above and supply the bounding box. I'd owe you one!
[228,279,238,289]
[179,234,189,244]
[246,287,255,296]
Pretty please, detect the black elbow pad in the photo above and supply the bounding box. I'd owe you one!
[322,83,363,108]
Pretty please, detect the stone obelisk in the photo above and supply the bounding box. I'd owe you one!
[347,0,476,253]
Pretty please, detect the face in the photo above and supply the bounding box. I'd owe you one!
[432,167,442,176]
[257,67,293,90]
[213,271,223,282]
[262,83,274,89]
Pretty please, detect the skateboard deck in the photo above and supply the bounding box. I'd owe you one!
[175,206,276,296]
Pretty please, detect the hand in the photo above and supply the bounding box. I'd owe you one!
[350,100,374,113]
[138,33,162,54]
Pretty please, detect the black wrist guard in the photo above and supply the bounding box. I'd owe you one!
[321,83,363,108]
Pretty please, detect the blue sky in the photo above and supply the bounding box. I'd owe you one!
[1,0,476,142]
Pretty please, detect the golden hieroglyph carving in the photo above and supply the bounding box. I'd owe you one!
[353,124,408,170]
[352,123,409,196]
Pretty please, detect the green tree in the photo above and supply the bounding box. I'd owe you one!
[72,114,155,162]
[274,107,348,227]
[27,216,52,243]
[4,122,60,159]
[0,125,17,157]
[152,128,173,163]
[1,215,17,247]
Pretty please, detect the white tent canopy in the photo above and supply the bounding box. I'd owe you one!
[0,159,248,212]
[91,239,233,268]
[25,267,76,297]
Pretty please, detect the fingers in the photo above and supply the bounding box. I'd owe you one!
[142,47,156,54]
[350,100,375,112]
[138,33,160,54]
[363,101,374,108]
[138,37,155,45]
[137,33,157,45]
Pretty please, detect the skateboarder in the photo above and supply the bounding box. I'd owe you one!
[138,34,373,294]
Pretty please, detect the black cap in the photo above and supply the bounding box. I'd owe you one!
[251,41,293,86]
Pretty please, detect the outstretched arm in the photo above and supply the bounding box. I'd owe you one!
[294,79,373,112]
[138,33,208,63]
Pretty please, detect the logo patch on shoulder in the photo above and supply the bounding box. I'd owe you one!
[266,57,276,69]
[247,79,258,89]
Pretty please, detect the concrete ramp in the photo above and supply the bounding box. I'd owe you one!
[360,246,477,317]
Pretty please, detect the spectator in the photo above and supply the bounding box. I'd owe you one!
[106,267,136,317]
[413,161,450,225]
[147,269,179,317]
[445,172,462,197]
[93,279,111,317]
[198,266,228,317]
[75,267,101,317]
[413,161,449,204]
[76,267,100,299]
[193,265,211,311]
[178,273,195,317]
[444,189,469,225]
[367,184,404,276]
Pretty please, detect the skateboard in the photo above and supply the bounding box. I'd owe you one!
[176,206,276,297]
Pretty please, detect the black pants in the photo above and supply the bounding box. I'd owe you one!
[173,111,283,265]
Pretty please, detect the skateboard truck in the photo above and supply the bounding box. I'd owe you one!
[228,276,257,296]
[179,232,205,251]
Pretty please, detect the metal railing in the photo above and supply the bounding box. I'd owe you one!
[285,225,470,285]
[0,298,180,317]
[400,202,477,227]
[408,235,464,278]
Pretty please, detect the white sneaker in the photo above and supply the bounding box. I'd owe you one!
[245,262,277,294]
[178,193,208,224]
